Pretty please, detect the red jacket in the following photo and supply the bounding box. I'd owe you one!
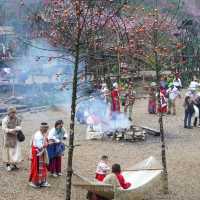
[115,173,131,189]
[111,89,120,112]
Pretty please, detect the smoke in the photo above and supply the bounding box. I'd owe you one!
[6,37,131,132]
[15,39,73,79]
[76,94,132,132]
[4,38,73,107]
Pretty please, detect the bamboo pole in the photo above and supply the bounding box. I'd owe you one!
[123,168,162,172]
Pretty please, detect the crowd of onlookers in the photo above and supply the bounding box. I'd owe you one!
[148,73,200,129]
[96,73,200,131]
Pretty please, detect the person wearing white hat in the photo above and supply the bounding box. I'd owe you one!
[2,107,22,172]
[187,87,197,101]
[101,83,110,103]
[189,78,200,91]
[166,84,181,115]
[173,77,182,90]
[29,122,50,188]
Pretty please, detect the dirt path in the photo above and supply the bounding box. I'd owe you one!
[0,96,200,200]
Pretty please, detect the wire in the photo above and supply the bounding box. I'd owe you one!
[17,37,66,53]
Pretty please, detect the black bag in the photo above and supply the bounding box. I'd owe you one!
[17,130,25,142]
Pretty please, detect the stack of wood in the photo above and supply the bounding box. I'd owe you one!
[112,126,146,142]
[123,126,146,141]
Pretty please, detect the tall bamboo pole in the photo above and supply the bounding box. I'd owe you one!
[66,4,81,199]
[153,0,169,194]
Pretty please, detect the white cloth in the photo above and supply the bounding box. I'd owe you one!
[48,127,67,143]
[101,87,109,102]
[48,128,59,142]
[86,125,103,140]
[33,131,45,149]
[173,78,182,88]
[96,160,110,175]
[167,87,180,100]
[194,105,199,118]
[2,141,22,163]
[189,81,200,90]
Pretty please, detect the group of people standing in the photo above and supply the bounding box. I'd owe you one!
[100,75,182,123]
[148,74,182,115]
[183,78,200,129]
[147,73,200,129]
[100,81,136,121]
[1,107,67,188]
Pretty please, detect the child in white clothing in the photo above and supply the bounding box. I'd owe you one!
[95,155,110,182]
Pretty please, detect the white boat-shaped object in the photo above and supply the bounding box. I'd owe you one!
[73,156,163,200]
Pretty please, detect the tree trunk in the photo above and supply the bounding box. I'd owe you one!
[155,48,169,195]
[153,0,169,194]
[65,21,81,200]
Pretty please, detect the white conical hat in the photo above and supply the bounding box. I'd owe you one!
[113,82,118,88]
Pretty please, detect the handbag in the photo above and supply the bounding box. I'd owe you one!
[17,130,25,142]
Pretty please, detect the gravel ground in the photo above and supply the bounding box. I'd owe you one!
[0,95,200,200]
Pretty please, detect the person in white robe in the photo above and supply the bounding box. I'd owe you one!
[29,122,50,188]
[2,107,22,171]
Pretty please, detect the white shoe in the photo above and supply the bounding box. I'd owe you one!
[52,173,58,177]
[7,166,12,172]
[57,173,62,176]
[29,182,39,188]
[41,182,51,187]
